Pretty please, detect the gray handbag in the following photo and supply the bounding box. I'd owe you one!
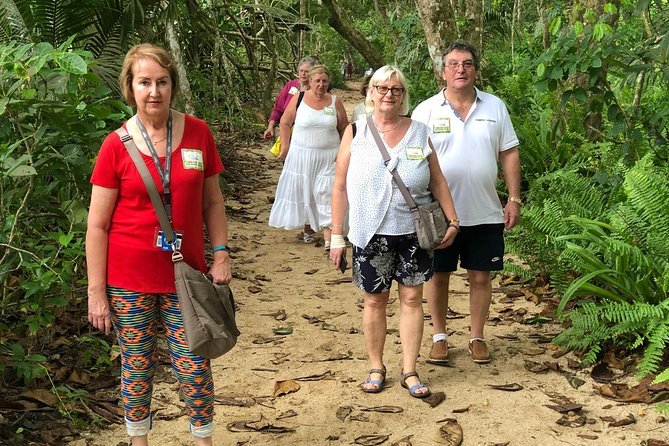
[116,127,239,359]
[366,116,448,251]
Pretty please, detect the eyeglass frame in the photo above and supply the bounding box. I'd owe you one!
[445,60,476,71]
[372,85,405,97]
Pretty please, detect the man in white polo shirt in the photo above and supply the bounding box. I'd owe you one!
[412,41,521,364]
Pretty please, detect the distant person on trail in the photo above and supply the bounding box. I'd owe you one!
[269,65,348,249]
[86,43,232,445]
[351,74,372,122]
[329,65,459,399]
[412,41,521,366]
[263,56,317,141]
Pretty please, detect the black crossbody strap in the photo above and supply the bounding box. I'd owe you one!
[115,127,176,244]
[366,115,418,211]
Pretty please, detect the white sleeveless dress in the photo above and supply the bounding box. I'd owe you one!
[268,95,340,230]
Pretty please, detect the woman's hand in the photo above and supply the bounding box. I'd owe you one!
[263,127,275,139]
[436,225,459,249]
[209,254,232,285]
[88,288,113,335]
[329,246,347,272]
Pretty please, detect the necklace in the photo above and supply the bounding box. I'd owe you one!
[152,134,167,145]
[377,118,402,134]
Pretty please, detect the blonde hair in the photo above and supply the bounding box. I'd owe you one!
[365,65,410,115]
[308,64,331,80]
[119,44,179,107]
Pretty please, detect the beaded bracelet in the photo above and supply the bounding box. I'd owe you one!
[212,244,230,253]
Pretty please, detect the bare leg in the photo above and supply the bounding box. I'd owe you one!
[398,284,428,395]
[362,291,389,391]
[323,227,331,243]
[425,272,451,336]
[131,436,148,446]
[194,437,213,446]
[468,270,492,338]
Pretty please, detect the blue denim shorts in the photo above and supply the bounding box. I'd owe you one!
[351,233,434,294]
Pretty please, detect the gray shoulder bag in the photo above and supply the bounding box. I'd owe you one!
[366,115,448,251]
[115,127,239,359]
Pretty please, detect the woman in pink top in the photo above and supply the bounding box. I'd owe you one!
[262,56,318,139]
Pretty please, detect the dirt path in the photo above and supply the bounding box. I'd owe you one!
[83,82,667,446]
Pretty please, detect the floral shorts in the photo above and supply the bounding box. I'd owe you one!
[351,233,433,294]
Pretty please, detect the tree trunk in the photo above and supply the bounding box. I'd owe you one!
[320,0,384,69]
[166,21,195,115]
[415,0,458,79]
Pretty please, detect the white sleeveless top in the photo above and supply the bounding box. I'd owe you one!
[346,118,434,248]
[291,95,340,151]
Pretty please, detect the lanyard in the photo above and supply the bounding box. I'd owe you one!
[136,112,173,219]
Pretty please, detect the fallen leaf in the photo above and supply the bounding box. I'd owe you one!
[494,334,518,340]
[302,314,324,324]
[304,269,319,275]
[20,389,59,407]
[321,322,338,331]
[276,409,297,419]
[276,266,292,272]
[544,402,583,413]
[608,413,636,427]
[438,418,463,445]
[273,379,300,397]
[551,348,570,358]
[567,358,582,369]
[336,406,352,421]
[227,415,296,433]
[486,383,523,392]
[563,373,586,389]
[452,406,470,413]
[519,347,546,356]
[295,371,335,381]
[524,360,549,373]
[360,405,404,413]
[556,414,586,427]
[422,391,446,407]
[254,274,271,281]
[252,336,283,344]
[272,327,293,335]
[577,434,598,440]
[591,363,616,383]
[354,434,389,445]
[389,435,413,446]
[646,439,669,446]
[350,413,370,422]
[247,286,262,294]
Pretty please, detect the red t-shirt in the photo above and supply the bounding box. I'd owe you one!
[90,114,224,293]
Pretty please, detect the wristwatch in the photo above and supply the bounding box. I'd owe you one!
[447,218,460,231]
[508,196,522,205]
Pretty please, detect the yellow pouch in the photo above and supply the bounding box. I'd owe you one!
[269,137,281,157]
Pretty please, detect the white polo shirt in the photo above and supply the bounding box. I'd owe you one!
[412,88,519,226]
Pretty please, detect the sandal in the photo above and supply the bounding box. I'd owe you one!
[400,371,431,399]
[324,240,331,252]
[303,232,315,243]
[361,366,386,394]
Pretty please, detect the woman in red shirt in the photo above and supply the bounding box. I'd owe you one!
[86,44,231,446]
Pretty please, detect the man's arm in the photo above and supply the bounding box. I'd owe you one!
[500,146,521,230]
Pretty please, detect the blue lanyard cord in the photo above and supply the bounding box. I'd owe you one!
[136,112,173,219]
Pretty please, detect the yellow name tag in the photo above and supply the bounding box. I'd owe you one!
[406,147,424,160]
[433,117,451,133]
[182,149,204,170]
[288,86,299,95]
[323,106,335,116]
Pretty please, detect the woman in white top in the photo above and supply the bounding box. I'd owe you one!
[269,65,348,247]
[329,65,459,399]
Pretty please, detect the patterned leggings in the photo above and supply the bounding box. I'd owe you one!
[107,286,215,437]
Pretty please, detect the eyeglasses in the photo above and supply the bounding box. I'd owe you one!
[374,85,405,96]
[446,61,475,71]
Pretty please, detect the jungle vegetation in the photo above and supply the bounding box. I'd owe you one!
[0,0,667,437]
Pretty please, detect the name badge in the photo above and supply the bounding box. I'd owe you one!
[323,106,335,116]
[406,146,424,160]
[432,117,451,134]
[182,148,204,171]
[288,86,299,95]
[155,229,183,251]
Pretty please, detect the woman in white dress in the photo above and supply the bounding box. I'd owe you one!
[269,65,348,247]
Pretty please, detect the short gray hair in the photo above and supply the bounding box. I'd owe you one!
[441,41,480,71]
[298,56,318,70]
